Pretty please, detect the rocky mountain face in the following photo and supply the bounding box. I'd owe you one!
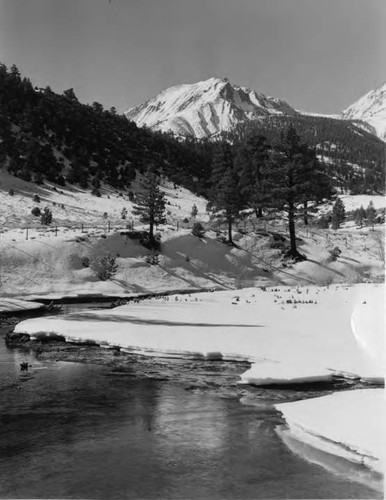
[126,77,386,143]
[342,82,386,141]
[125,77,298,138]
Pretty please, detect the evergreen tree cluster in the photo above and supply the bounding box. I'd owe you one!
[211,127,334,256]
[0,63,214,195]
[221,114,385,195]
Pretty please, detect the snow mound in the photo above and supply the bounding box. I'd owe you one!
[0,298,44,313]
[276,389,385,474]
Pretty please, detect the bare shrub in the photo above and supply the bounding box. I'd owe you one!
[91,254,118,280]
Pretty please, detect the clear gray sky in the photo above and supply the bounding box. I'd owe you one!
[0,0,384,114]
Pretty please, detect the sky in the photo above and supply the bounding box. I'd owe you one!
[0,0,385,114]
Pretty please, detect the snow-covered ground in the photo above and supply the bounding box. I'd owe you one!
[15,283,384,382]
[0,298,44,313]
[332,194,385,212]
[1,168,384,298]
[0,219,384,299]
[0,170,208,230]
[276,389,385,474]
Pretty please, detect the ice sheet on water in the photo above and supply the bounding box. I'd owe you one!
[275,389,385,474]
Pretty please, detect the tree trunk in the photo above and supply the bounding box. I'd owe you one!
[227,216,233,244]
[149,219,154,241]
[288,204,297,256]
[254,207,263,218]
[303,201,308,225]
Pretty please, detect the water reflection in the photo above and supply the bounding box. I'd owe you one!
[0,333,382,499]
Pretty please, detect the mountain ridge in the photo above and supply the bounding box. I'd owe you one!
[341,81,386,141]
[125,77,298,138]
[126,77,386,142]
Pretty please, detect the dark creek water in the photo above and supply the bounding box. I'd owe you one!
[0,328,382,499]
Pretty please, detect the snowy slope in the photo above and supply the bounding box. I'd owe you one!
[0,170,208,229]
[125,77,297,138]
[342,82,386,141]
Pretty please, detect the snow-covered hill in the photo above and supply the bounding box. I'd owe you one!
[342,82,386,141]
[0,170,208,230]
[125,77,297,138]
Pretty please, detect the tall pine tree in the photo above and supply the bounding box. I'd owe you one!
[133,166,166,243]
[214,167,243,244]
[236,134,271,218]
[331,197,346,230]
[265,126,331,258]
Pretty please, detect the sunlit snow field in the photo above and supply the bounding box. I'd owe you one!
[14,283,385,477]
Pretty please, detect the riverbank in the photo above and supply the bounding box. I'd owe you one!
[2,292,384,495]
[0,296,379,405]
[1,332,381,500]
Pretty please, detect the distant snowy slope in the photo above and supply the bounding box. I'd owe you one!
[342,82,386,141]
[125,77,298,138]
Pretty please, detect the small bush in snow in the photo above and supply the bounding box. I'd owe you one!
[40,207,53,225]
[145,250,160,265]
[91,254,118,280]
[191,222,205,238]
[8,189,14,196]
[31,207,41,217]
[191,204,198,218]
[92,188,101,197]
[33,194,41,203]
[328,246,342,261]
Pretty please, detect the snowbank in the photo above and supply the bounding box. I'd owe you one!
[240,363,334,386]
[14,284,384,383]
[276,389,385,473]
[0,298,44,313]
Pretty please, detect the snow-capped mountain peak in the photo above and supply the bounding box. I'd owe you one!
[125,77,297,138]
[341,81,386,141]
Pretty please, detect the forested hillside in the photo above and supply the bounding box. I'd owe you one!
[0,63,214,197]
[0,63,384,205]
[221,115,385,195]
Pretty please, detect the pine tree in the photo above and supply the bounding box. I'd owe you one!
[215,167,243,244]
[354,205,366,228]
[331,197,345,230]
[366,200,377,230]
[133,166,166,243]
[191,204,198,218]
[264,126,331,258]
[210,142,233,193]
[236,134,270,218]
[40,207,53,225]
